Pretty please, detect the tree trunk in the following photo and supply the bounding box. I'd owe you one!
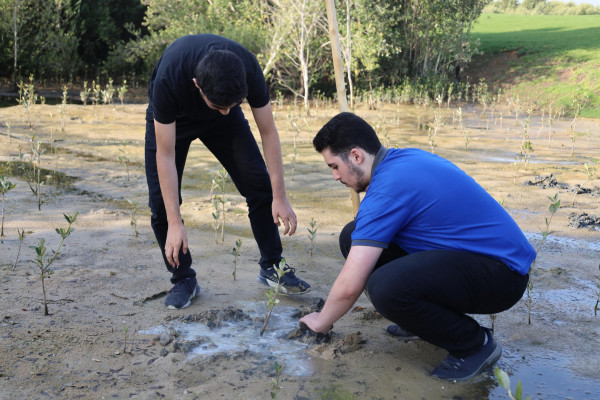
[13,0,18,89]
[324,0,359,215]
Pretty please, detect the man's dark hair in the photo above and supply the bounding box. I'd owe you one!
[194,50,248,106]
[313,112,382,159]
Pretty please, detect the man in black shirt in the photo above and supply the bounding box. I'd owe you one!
[145,34,311,309]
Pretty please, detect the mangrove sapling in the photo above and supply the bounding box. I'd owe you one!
[117,80,128,106]
[0,176,16,238]
[494,366,532,400]
[13,228,31,270]
[270,361,284,399]
[5,118,11,142]
[18,75,38,129]
[60,85,68,132]
[526,193,560,324]
[594,264,600,316]
[288,114,301,181]
[80,81,90,106]
[307,217,317,257]
[118,141,131,181]
[211,197,221,245]
[260,259,289,336]
[211,168,228,242]
[31,212,78,315]
[126,196,139,237]
[19,136,45,210]
[231,238,242,281]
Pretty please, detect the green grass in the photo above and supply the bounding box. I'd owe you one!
[471,14,600,118]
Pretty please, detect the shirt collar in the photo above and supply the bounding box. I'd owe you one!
[371,146,389,180]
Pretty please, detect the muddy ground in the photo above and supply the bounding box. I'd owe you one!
[0,98,599,400]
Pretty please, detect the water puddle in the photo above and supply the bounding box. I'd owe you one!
[140,302,313,377]
[491,350,600,399]
[525,232,600,254]
[0,160,78,187]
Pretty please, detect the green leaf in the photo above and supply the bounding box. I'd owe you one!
[516,380,522,400]
[494,366,511,390]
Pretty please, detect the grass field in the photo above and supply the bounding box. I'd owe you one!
[471,13,600,118]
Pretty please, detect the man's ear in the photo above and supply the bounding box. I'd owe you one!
[349,148,364,164]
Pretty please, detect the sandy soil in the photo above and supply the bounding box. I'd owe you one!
[0,99,599,400]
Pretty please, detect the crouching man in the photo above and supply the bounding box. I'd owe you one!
[300,112,535,381]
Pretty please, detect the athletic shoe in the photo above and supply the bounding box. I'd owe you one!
[257,265,311,294]
[431,327,502,382]
[386,324,420,342]
[164,277,201,309]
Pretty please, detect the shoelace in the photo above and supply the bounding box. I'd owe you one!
[439,355,465,370]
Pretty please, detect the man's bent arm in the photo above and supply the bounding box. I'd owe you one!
[251,102,297,235]
[155,120,188,267]
[300,246,383,332]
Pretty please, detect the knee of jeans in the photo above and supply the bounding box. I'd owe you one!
[366,271,414,316]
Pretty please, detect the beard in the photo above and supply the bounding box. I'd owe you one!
[349,162,369,193]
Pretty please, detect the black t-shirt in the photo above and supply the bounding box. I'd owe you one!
[148,34,270,123]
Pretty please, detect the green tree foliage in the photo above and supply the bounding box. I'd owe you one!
[0,0,490,99]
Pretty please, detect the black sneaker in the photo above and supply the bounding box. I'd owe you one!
[257,265,311,294]
[386,324,420,342]
[431,328,502,382]
[164,277,200,309]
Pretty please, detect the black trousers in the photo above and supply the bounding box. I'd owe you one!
[145,106,282,284]
[339,221,529,357]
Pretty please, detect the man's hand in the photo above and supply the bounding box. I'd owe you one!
[165,221,188,268]
[272,196,297,236]
[299,312,331,333]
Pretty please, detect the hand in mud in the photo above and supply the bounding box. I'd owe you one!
[299,312,333,333]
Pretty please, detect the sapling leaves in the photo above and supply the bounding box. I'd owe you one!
[494,366,531,400]
[30,212,78,315]
[260,258,289,336]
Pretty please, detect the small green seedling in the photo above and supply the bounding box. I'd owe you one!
[30,212,78,315]
[494,366,531,400]
[60,85,68,132]
[527,193,560,324]
[0,176,17,238]
[307,217,317,257]
[594,264,600,317]
[260,258,289,336]
[13,228,31,270]
[231,238,242,281]
[117,80,128,105]
[19,136,46,210]
[210,168,228,242]
[126,196,139,237]
[270,361,284,399]
[5,119,11,142]
[118,141,131,181]
[123,324,129,354]
[80,81,90,106]
[211,197,221,245]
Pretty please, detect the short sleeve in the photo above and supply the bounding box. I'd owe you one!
[351,192,411,248]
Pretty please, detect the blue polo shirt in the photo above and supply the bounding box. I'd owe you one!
[352,148,536,275]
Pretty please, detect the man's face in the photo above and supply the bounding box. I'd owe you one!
[321,148,369,193]
[193,78,240,115]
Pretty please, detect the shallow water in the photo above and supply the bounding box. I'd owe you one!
[141,303,313,377]
[492,350,600,399]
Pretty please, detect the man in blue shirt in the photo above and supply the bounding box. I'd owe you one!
[300,112,535,381]
[145,35,310,309]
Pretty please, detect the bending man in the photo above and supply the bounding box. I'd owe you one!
[300,112,534,381]
[145,34,310,309]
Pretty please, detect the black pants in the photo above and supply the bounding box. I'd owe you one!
[339,221,529,357]
[145,106,282,284]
